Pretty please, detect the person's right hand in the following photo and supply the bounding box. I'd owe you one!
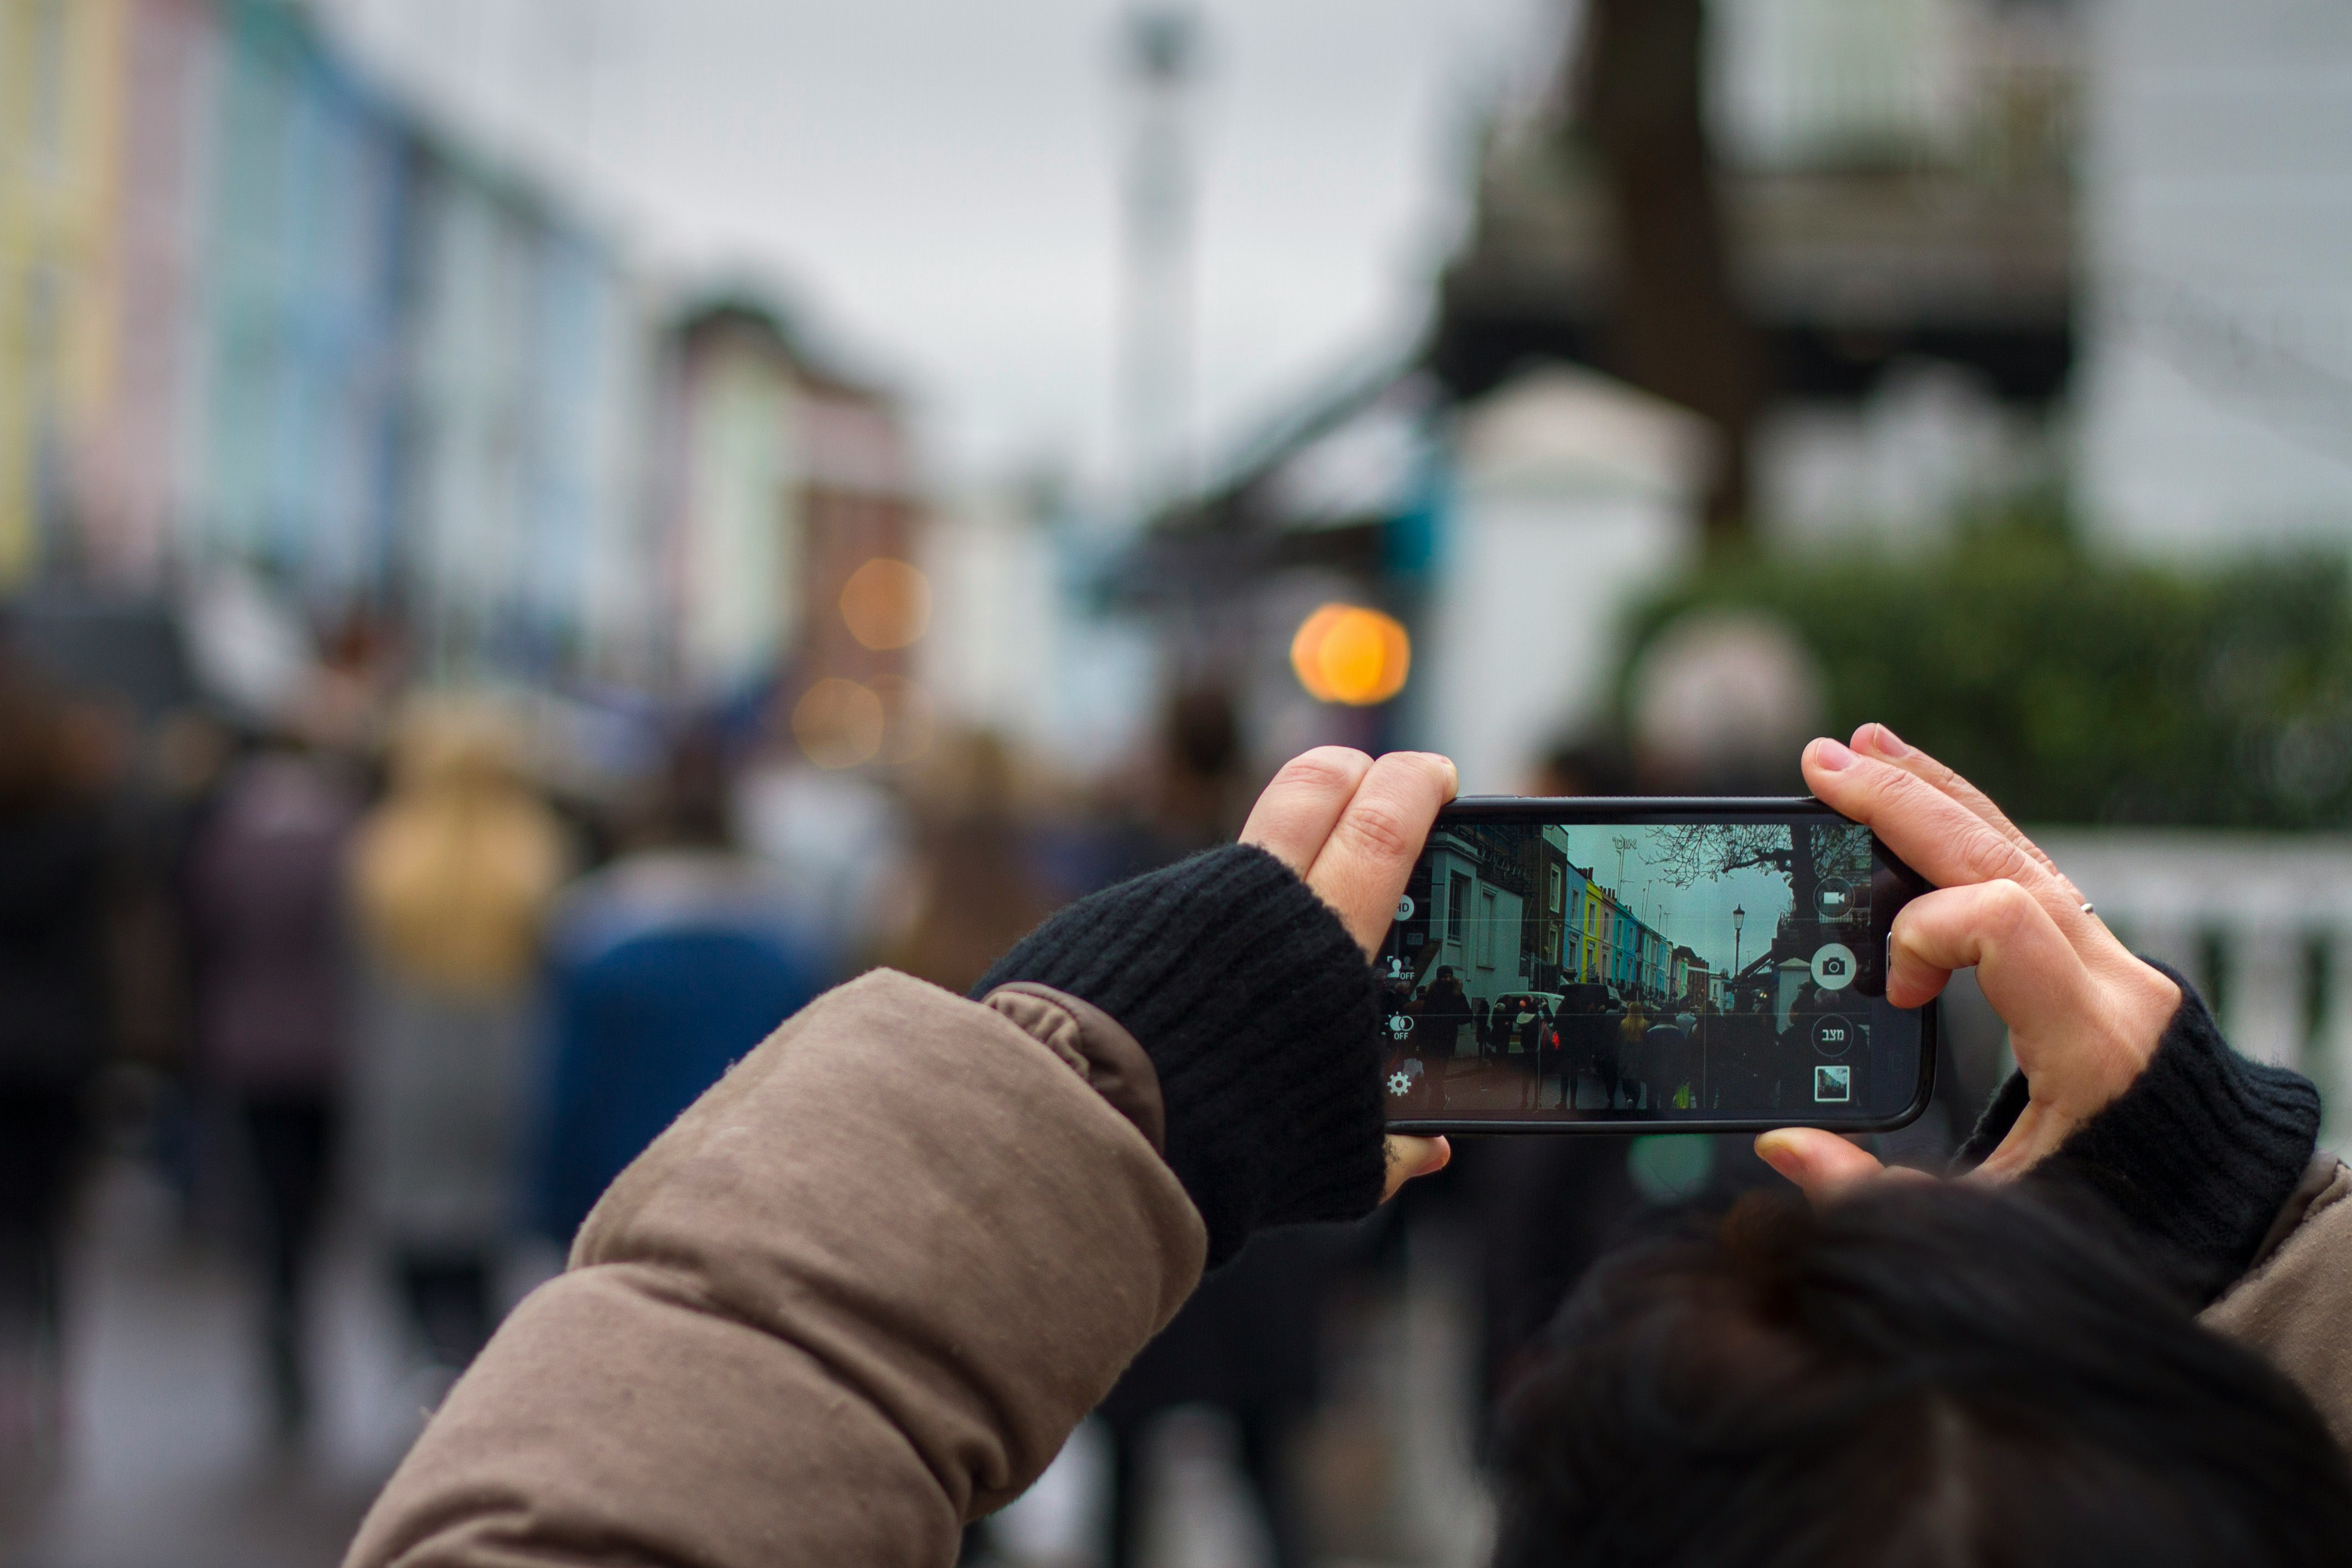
[1757,722,2183,1200]
[1239,746,1459,1200]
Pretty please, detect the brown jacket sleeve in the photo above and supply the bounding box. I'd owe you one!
[344,970,1208,1568]
[2203,1154,2352,1447]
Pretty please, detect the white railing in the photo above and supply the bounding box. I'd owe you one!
[2035,830,2352,1153]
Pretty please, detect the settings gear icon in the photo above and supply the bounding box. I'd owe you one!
[1387,1071,1414,1097]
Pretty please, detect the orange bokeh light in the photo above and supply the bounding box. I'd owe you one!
[1291,603,1411,706]
[839,558,932,651]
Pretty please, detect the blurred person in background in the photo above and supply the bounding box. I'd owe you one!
[1149,687,1255,856]
[350,701,570,1371]
[878,729,1058,994]
[0,658,113,1472]
[530,723,830,1244]
[732,746,914,967]
[181,731,362,1441]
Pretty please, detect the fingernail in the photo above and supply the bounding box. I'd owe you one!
[1812,738,1857,772]
[1866,723,1912,758]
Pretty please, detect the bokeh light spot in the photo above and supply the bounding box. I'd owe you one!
[793,678,886,768]
[1291,603,1411,706]
[839,559,932,650]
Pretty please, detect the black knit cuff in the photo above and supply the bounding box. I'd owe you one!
[1954,962,2320,1303]
[974,843,1388,1267]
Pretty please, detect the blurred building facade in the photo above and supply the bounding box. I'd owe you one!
[1126,0,2085,790]
[1440,0,2078,546]
[2077,0,2352,554]
[0,0,129,585]
[655,301,922,720]
[2,0,917,735]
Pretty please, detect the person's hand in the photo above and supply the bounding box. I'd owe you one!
[1241,746,1459,1200]
[1757,722,2182,1201]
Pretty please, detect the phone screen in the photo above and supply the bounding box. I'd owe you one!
[1378,800,1934,1132]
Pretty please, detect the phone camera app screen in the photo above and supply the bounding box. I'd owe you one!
[1380,819,1891,1123]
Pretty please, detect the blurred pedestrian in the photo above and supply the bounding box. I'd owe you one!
[877,729,1057,994]
[0,663,111,1468]
[530,725,830,1243]
[349,702,570,1371]
[182,737,361,1440]
[1097,1231,1336,1568]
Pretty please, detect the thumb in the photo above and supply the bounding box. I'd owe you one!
[1382,1135,1451,1202]
[1755,1128,1898,1203]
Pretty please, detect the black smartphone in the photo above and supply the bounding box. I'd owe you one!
[1378,797,1935,1134]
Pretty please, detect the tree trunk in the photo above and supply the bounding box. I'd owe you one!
[1576,0,1762,545]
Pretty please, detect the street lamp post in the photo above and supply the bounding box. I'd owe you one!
[1732,904,1745,1003]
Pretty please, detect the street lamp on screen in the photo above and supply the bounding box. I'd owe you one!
[1732,903,1745,989]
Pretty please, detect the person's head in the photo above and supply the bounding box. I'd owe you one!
[1532,733,1636,797]
[386,695,530,801]
[652,719,736,849]
[1494,1183,2352,1567]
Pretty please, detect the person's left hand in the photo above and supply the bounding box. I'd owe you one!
[1756,722,2181,1202]
[1240,747,1459,1200]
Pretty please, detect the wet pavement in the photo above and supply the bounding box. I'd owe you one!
[3,1161,451,1568]
[2,1161,1482,1568]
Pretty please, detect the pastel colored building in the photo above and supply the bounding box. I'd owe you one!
[400,149,648,684]
[654,301,920,749]
[0,0,128,584]
[185,0,408,607]
[1,0,844,706]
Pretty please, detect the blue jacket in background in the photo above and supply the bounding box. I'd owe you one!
[533,854,831,1241]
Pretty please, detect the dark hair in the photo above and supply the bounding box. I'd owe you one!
[1492,1184,2352,1567]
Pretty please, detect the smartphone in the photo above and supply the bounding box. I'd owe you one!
[1378,797,1935,1134]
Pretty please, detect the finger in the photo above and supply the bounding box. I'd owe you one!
[1803,740,2072,915]
[1382,1134,1451,1202]
[1892,880,2178,1179]
[1850,723,2078,894]
[1890,879,2098,1029]
[1305,751,1459,953]
[1754,1128,1888,1201]
[1240,748,1375,876]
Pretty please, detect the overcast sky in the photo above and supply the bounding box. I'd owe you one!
[315,0,1554,498]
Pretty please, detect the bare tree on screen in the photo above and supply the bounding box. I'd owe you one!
[1643,824,1817,978]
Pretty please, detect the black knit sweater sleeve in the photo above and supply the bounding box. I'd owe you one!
[973,843,1388,1267]
[1954,962,2320,1304]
